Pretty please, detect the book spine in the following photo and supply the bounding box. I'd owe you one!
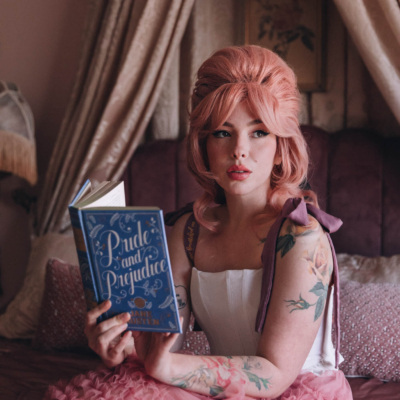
[159,210,182,333]
[69,206,102,319]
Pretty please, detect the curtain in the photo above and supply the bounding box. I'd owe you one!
[35,0,194,236]
[148,0,240,140]
[333,0,400,126]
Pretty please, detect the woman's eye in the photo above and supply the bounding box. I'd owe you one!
[212,130,231,138]
[252,130,270,138]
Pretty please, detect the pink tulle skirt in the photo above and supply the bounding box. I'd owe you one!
[44,355,352,400]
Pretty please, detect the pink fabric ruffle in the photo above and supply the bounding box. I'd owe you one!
[44,356,352,400]
[274,370,353,400]
[45,355,208,400]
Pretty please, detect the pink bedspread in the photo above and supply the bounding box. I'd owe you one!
[0,337,399,400]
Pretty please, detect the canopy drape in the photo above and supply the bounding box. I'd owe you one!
[35,0,194,236]
[0,0,195,340]
[333,0,400,125]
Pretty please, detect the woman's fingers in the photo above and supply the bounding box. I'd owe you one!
[86,300,112,326]
[96,322,129,350]
[94,312,130,335]
[85,301,113,337]
[110,330,132,356]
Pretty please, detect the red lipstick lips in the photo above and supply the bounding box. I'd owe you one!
[227,165,251,181]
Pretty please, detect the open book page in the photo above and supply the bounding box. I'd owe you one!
[71,181,92,205]
[79,182,126,208]
[77,181,109,204]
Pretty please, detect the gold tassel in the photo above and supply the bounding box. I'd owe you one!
[0,129,38,185]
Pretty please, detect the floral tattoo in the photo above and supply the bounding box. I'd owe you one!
[170,356,271,397]
[282,223,332,321]
[276,217,319,258]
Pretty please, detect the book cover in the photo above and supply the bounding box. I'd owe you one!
[69,183,181,334]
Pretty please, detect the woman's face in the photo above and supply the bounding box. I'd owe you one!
[206,101,281,200]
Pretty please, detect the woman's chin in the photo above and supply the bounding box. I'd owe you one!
[222,184,267,199]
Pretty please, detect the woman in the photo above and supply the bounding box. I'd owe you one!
[46,45,352,399]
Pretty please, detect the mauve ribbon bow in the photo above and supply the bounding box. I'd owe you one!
[255,197,343,369]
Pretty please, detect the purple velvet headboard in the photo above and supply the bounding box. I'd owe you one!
[122,126,400,257]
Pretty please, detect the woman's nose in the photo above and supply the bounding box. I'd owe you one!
[231,135,249,159]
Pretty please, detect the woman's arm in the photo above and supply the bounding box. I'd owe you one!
[257,215,333,388]
[167,213,193,352]
[155,352,279,398]
[143,215,334,399]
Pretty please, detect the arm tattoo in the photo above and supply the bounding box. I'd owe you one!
[285,239,333,321]
[276,218,320,258]
[170,356,271,396]
[175,285,188,310]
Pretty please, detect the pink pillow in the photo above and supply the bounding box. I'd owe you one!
[33,258,88,351]
[33,259,211,355]
[338,280,400,381]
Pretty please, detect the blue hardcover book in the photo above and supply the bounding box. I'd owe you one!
[69,180,181,333]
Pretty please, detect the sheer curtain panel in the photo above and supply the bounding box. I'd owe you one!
[36,0,194,236]
[0,0,194,340]
[333,0,400,125]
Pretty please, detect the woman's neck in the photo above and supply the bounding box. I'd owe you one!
[222,191,269,230]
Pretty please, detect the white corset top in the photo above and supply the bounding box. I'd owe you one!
[190,267,342,375]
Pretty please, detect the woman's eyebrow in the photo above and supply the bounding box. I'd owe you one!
[248,119,263,126]
[222,119,263,127]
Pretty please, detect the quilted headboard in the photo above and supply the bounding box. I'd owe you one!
[122,126,400,257]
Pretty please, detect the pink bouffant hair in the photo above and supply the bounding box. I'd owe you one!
[186,45,319,231]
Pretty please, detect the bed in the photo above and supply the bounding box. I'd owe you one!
[0,125,399,399]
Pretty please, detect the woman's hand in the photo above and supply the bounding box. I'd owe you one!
[84,300,134,368]
[131,318,182,380]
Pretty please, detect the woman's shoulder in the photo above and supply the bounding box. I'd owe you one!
[277,213,333,282]
[280,213,322,238]
[168,212,192,240]
[277,214,329,259]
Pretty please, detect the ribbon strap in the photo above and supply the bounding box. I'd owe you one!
[255,197,343,368]
[164,202,194,226]
[183,213,200,265]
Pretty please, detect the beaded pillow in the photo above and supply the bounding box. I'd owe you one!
[182,315,210,355]
[338,280,400,381]
[33,258,88,352]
